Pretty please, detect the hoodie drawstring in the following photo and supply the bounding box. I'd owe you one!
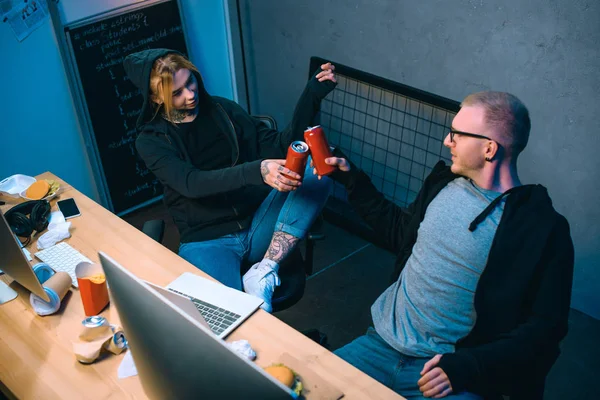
[468,186,522,232]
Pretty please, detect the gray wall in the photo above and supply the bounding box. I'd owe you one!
[239,0,600,318]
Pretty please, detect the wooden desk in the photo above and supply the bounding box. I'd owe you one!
[0,172,402,399]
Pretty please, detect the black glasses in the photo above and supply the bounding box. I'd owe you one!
[449,129,493,143]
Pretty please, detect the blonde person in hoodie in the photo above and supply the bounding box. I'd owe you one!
[123,49,336,312]
[319,92,574,400]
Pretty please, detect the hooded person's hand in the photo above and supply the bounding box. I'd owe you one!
[308,62,338,98]
[316,63,336,83]
[260,160,302,192]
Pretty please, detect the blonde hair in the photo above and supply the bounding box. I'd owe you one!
[462,91,531,156]
[149,53,200,122]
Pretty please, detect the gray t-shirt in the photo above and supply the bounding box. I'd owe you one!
[371,177,505,357]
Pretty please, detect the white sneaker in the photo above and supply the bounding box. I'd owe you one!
[242,259,281,313]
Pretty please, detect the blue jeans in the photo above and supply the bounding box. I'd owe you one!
[335,327,483,399]
[178,161,331,290]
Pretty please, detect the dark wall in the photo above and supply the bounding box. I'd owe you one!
[239,0,600,318]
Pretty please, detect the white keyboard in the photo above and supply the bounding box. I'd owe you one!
[35,242,93,288]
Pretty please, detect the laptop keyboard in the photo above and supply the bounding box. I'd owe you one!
[35,242,93,287]
[168,288,241,336]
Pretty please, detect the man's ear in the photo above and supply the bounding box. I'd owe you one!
[485,140,499,161]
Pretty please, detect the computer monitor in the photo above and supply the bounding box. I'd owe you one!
[99,251,295,400]
[0,211,50,304]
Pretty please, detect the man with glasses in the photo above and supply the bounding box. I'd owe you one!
[317,92,574,399]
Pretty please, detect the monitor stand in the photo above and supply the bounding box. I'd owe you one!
[0,280,18,304]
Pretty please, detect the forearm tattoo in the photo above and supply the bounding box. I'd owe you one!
[266,231,300,263]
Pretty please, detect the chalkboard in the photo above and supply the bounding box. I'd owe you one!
[65,0,187,214]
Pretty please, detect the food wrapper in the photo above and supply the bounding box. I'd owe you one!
[73,319,128,363]
[73,334,113,364]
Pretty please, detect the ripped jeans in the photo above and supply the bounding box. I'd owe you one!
[179,161,331,290]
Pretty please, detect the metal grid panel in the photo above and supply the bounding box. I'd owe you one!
[319,72,456,208]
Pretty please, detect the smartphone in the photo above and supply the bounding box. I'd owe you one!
[57,198,81,219]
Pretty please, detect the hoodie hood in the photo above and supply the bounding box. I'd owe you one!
[123,48,211,129]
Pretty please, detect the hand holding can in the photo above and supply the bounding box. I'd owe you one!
[284,141,309,180]
[304,125,336,176]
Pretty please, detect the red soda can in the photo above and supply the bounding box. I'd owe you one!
[304,125,336,176]
[284,141,309,179]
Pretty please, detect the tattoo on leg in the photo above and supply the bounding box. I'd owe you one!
[265,232,300,263]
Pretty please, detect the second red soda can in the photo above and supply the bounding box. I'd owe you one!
[304,125,336,176]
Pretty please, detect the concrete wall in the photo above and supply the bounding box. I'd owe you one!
[239,0,600,318]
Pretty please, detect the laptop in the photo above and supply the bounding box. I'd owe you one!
[99,252,295,399]
[160,270,263,338]
[144,281,212,329]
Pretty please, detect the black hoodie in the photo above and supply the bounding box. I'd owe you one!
[123,49,336,243]
[331,150,575,399]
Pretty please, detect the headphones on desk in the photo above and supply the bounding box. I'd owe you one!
[4,200,51,245]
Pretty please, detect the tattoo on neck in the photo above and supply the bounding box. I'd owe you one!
[162,108,195,123]
[266,231,300,263]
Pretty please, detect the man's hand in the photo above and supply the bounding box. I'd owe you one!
[418,354,453,398]
[260,160,301,192]
[311,156,350,179]
[316,62,336,83]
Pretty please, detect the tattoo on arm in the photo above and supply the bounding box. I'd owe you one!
[260,161,269,180]
[266,232,300,263]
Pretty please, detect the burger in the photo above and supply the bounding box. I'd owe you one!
[264,364,303,396]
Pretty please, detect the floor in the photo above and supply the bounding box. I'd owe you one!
[122,201,597,399]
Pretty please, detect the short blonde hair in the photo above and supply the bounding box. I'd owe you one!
[149,53,200,122]
[462,91,531,156]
